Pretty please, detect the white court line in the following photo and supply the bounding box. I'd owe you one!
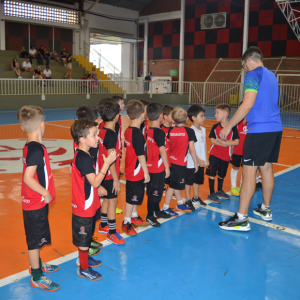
[1,163,300,288]
[273,163,291,167]
[45,122,71,129]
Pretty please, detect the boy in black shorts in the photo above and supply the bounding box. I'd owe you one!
[161,107,198,216]
[145,103,171,227]
[71,119,116,281]
[17,105,59,291]
[206,104,239,203]
[97,100,125,245]
[122,100,150,236]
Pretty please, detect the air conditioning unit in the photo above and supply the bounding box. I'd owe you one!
[201,13,226,30]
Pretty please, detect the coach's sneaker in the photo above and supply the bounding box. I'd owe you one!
[77,266,102,281]
[192,196,207,207]
[107,232,125,245]
[146,215,161,227]
[116,206,123,214]
[231,187,240,197]
[89,247,101,256]
[154,210,171,219]
[30,275,60,292]
[219,213,251,231]
[253,204,273,221]
[177,203,192,213]
[90,237,103,249]
[122,222,138,236]
[131,215,149,227]
[185,199,196,211]
[216,190,230,200]
[161,207,179,217]
[207,193,221,203]
[76,256,102,268]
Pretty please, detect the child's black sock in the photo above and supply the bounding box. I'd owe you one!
[218,177,224,192]
[100,213,107,228]
[147,200,155,217]
[209,178,215,195]
[108,219,116,235]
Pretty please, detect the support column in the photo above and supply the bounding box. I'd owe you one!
[240,0,250,103]
[179,0,185,94]
[0,20,5,50]
[133,42,138,80]
[143,19,148,78]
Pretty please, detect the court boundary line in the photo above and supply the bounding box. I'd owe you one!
[0,163,299,288]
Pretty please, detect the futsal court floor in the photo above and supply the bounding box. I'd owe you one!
[1,105,300,299]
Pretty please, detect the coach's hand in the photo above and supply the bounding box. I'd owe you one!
[220,125,232,141]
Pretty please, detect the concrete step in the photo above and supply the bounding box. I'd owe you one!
[0,72,84,79]
[0,50,19,57]
[0,57,80,67]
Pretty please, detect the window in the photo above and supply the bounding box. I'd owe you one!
[4,1,79,25]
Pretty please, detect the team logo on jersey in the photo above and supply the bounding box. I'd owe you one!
[39,238,47,246]
[240,126,248,135]
[131,195,138,202]
[79,226,87,235]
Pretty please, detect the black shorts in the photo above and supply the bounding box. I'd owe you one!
[101,179,117,199]
[126,179,145,205]
[230,154,243,168]
[147,171,166,203]
[169,164,187,190]
[23,205,51,250]
[72,214,93,247]
[164,175,170,185]
[205,155,229,178]
[243,131,282,166]
[185,167,205,185]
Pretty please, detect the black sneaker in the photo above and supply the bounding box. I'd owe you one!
[145,215,161,227]
[219,213,251,231]
[185,199,195,211]
[256,182,262,191]
[208,193,221,203]
[154,210,171,219]
[90,237,103,249]
[192,196,207,207]
[253,204,272,221]
[216,190,230,200]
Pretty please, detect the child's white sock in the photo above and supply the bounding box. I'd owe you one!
[237,212,247,220]
[177,200,183,205]
[231,168,238,189]
[131,212,138,218]
[163,204,169,210]
[124,217,131,224]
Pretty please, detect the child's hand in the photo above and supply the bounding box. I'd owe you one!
[165,167,170,178]
[112,179,121,194]
[98,185,107,197]
[44,192,52,204]
[194,163,199,173]
[144,172,150,183]
[199,160,206,167]
[103,151,116,166]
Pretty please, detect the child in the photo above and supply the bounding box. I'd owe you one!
[146,103,171,227]
[97,100,125,245]
[230,114,248,196]
[139,99,150,141]
[17,105,60,291]
[122,100,150,236]
[71,119,116,281]
[206,104,239,203]
[185,105,208,207]
[161,107,198,216]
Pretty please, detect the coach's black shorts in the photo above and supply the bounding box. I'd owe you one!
[72,214,93,247]
[169,164,187,190]
[205,155,229,178]
[230,154,243,168]
[101,179,117,199]
[126,179,145,205]
[185,167,205,185]
[23,205,51,250]
[147,171,165,203]
[243,131,282,166]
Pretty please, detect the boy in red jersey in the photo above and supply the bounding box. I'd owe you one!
[161,107,198,217]
[122,100,150,236]
[97,100,125,245]
[145,103,171,227]
[71,120,116,281]
[17,105,59,292]
[206,104,239,203]
[139,99,150,140]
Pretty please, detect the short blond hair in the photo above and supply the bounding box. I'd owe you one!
[172,107,187,123]
[16,105,44,133]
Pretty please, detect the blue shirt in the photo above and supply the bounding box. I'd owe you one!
[244,67,282,133]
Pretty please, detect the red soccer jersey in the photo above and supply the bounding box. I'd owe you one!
[160,124,171,166]
[72,149,100,217]
[21,142,55,211]
[169,126,197,167]
[125,126,146,181]
[119,115,122,152]
[209,123,239,161]
[233,120,247,156]
[98,127,120,180]
[147,127,165,173]
[73,141,98,173]
[140,120,148,141]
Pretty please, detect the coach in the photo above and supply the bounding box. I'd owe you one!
[218,46,283,231]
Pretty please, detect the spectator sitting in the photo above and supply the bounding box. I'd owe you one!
[60,47,68,65]
[20,46,29,58]
[64,54,73,79]
[22,58,34,72]
[52,49,62,64]
[28,45,37,64]
[11,58,22,78]
[43,65,53,80]
[37,45,50,65]
[44,48,51,63]
[33,66,43,79]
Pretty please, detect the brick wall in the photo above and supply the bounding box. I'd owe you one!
[184,59,218,82]
[140,0,181,16]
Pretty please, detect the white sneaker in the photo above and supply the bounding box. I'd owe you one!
[18,76,22,79]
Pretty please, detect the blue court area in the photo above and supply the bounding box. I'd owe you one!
[1,167,300,299]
